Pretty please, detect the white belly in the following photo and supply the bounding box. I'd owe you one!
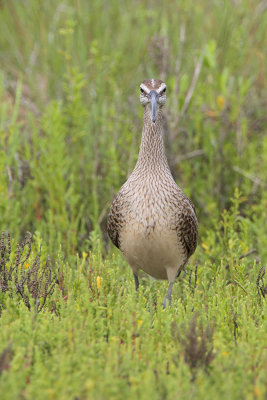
[120,222,186,280]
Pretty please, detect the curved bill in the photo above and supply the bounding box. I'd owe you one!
[149,90,158,123]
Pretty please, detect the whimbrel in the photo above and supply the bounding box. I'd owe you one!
[107,79,198,308]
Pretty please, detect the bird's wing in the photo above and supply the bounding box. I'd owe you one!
[174,198,198,259]
[179,211,198,258]
[107,193,124,250]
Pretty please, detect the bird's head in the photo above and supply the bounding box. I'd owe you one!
[140,79,166,123]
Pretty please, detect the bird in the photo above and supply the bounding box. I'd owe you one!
[107,79,198,308]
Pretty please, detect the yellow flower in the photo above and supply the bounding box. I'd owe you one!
[25,263,30,269]
[201,242,208,250]
[96,276,101,290]
[137,319,143,328]
[82,251,88,260]
[222,351,228,356]
[216,95,225,110]
[254,387,261,398]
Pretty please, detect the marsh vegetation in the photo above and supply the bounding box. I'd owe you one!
[0,1,266,399]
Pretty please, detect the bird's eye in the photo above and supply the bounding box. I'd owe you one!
[162,87,166,94]
[140,88,145,95]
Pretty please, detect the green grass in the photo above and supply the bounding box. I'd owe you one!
[0,0,266,398]
[0,216,266,400]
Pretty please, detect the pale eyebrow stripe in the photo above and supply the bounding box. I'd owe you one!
[140,83,150,94]
[157,83,166,93]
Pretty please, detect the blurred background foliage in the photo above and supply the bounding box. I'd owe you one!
[0,0,266,260]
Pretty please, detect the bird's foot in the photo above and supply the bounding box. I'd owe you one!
[162,281,174,309]
[133,273,139,291]
[162,296,171,309]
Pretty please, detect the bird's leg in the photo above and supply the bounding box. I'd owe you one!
[133,272,139,291]
[162,281,174,309]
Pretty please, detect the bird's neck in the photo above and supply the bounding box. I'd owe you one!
[136,107,169,170]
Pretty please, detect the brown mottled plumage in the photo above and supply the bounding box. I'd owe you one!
[107,79,198,307]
